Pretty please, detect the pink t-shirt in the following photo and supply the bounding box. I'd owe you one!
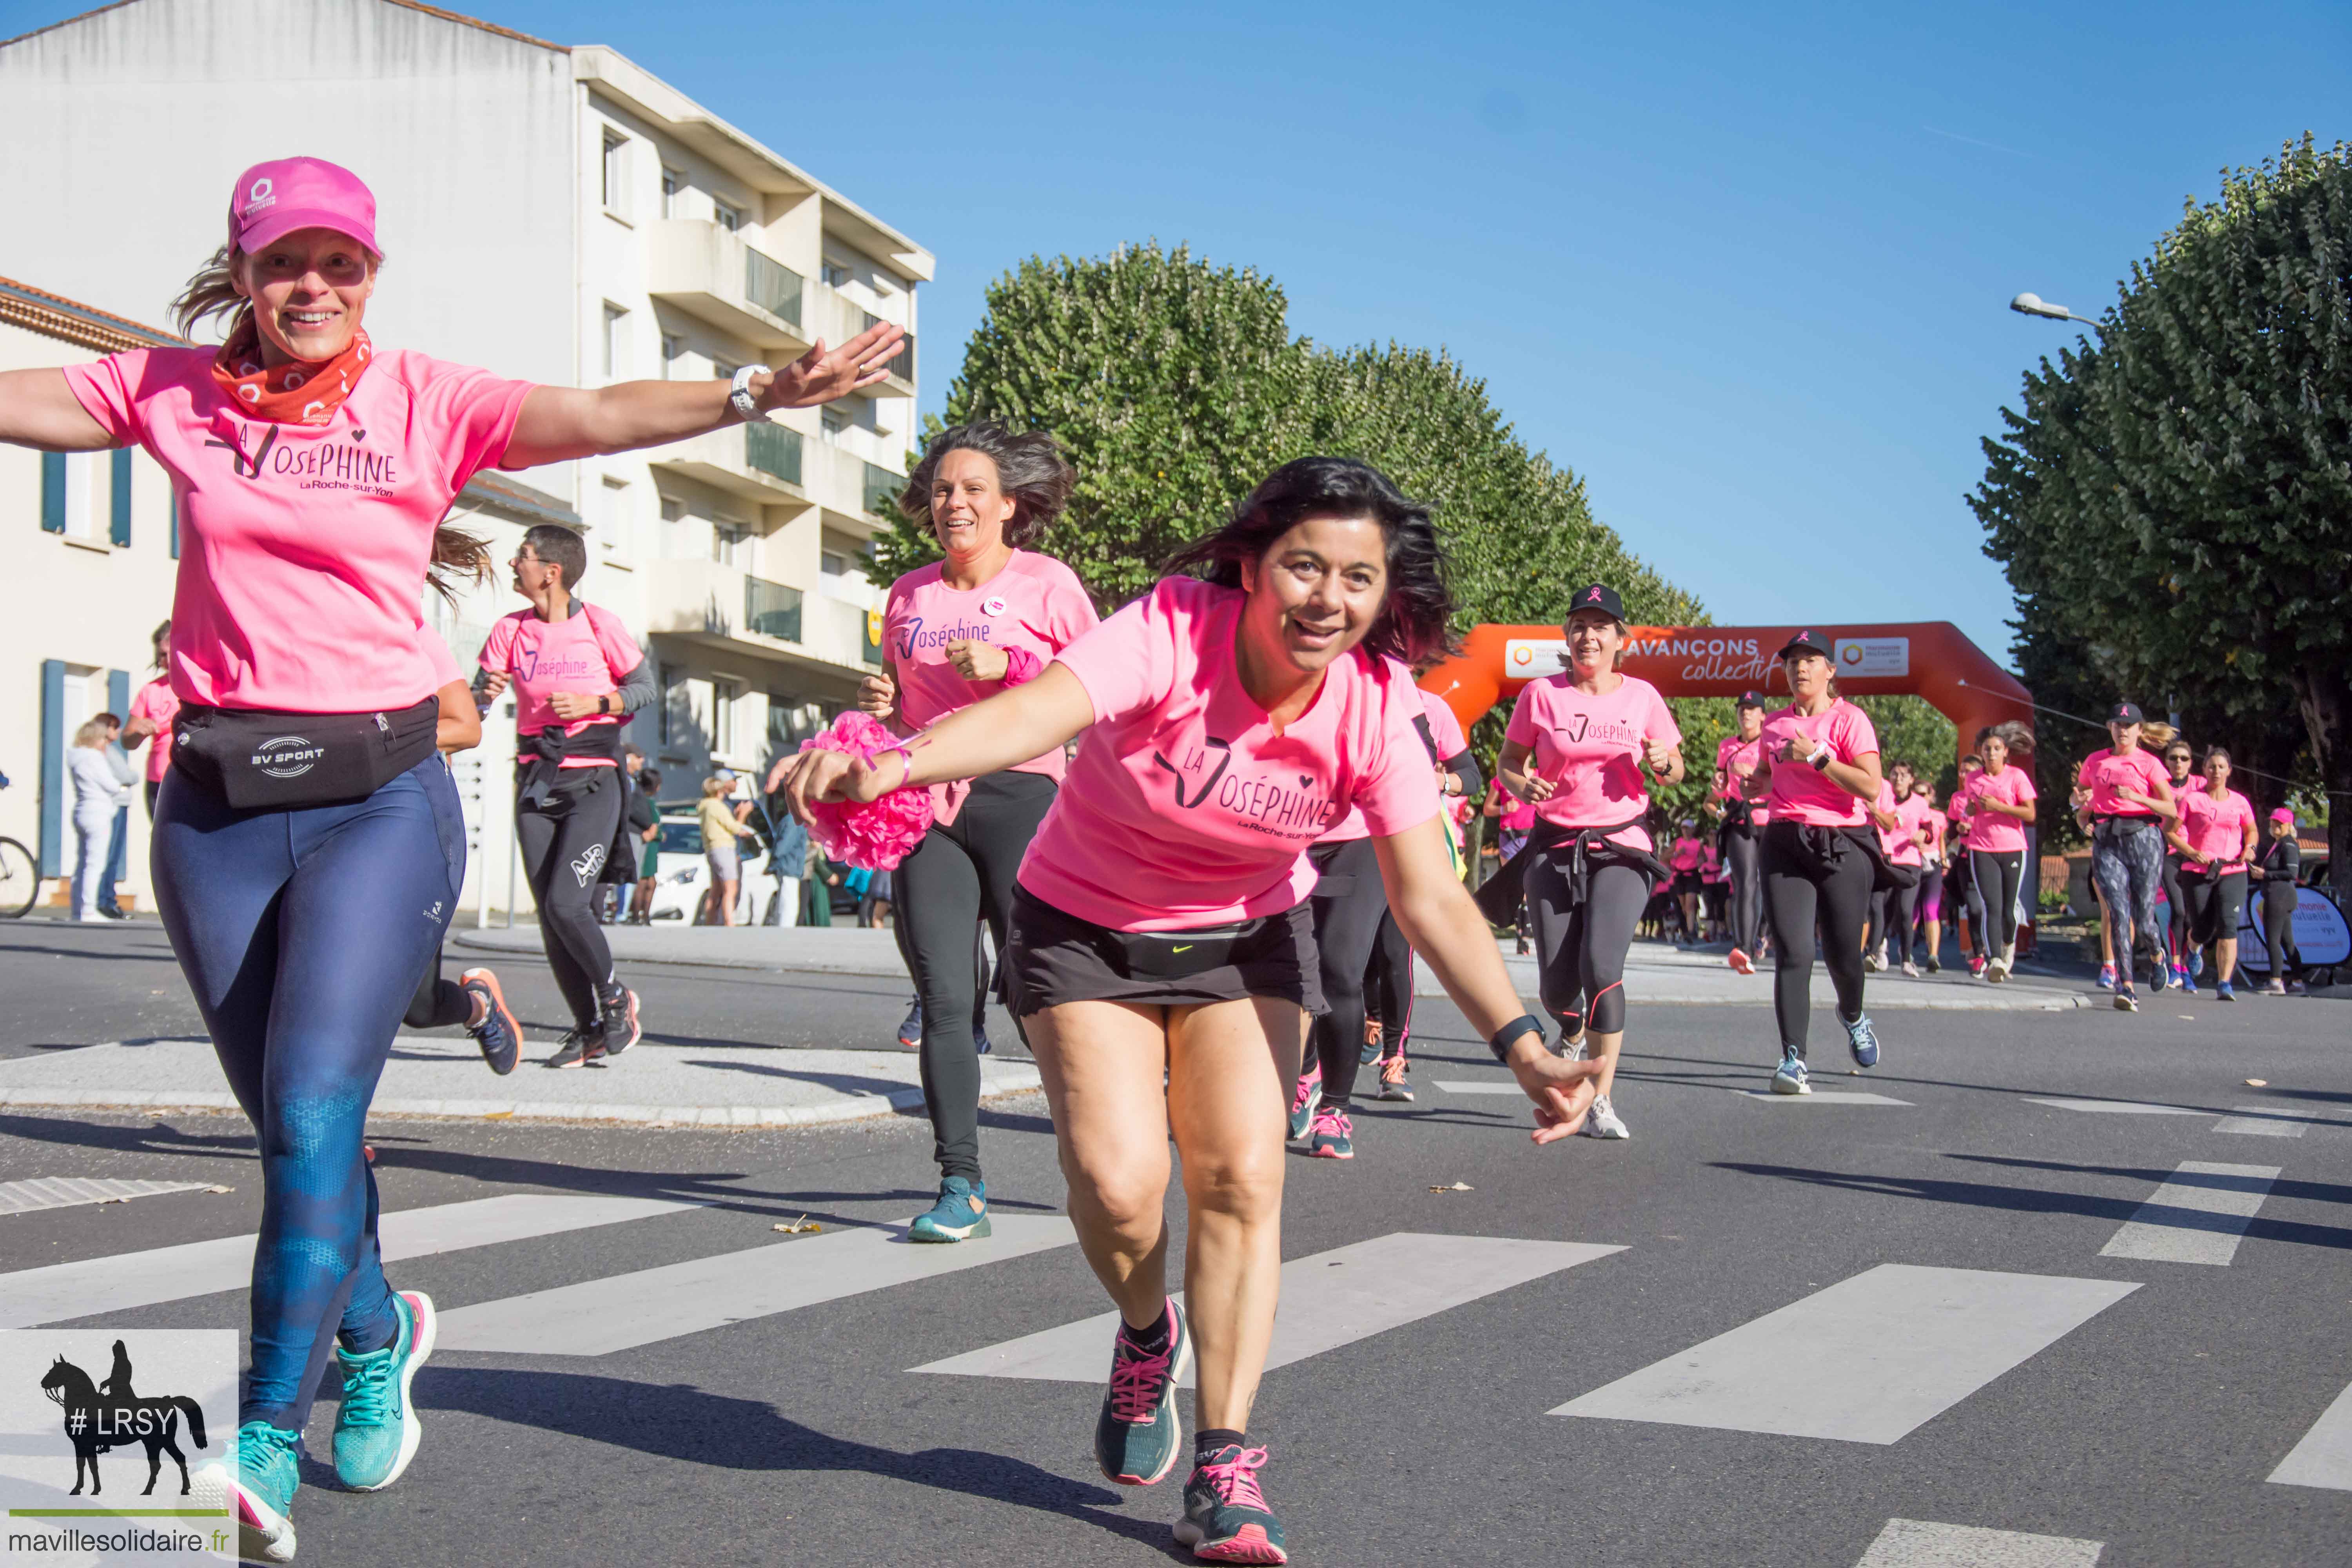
[1702,845,1726,882]
[1713,733,1770,821]
[1758,700,1880,827]
[1881,785,1933,866]
[479,602,642,769]
[1668,835,1705,871]
[1962,764,2036,853]
[1919,806,1948,862]
[1488,779,1536,832]
[127,676,180,783]
[2176,787,2256,872]
[64,347,534,713]
[1503,674,1681,851]
[2076,747,2170,819]
[1019,577,1440,931]
[1322,657,1426,843]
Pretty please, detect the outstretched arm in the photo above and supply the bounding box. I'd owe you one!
[501,322,904,468]
[0,368,116,452]
[777,663,1096,822]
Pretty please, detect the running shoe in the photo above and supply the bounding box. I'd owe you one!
[1376,1053,1414,1102]
[215,1420,301,1563]
[1844,1013,1881,1068]
[2216,982,2236,1002]
[543,1026,603,1069]
[1728,947,1755,975]
[1985,954,2008,984]
[1305,1103,1354,1160]
[1557,1027,1588,1062]
[1771,1047,1810,1096]
[1287,1061,1323,1141]
[1581,1094,1630,1140]
[2095,963,2116,990]
[1863,949,1886,973]
[2190,951,2205,980]
[2263,979,2288,996]
[2176,965,2197,995]
[908,1176,991,1242]
[1094,1300,1191,1486]
[1925,955,1942,974]
[459,968,521,1075]
[594,982,641,1056]
[1359,1018,1383,1067]
[334,1289,436,1492]
[1176,1443,1287,1564]
[2114,982,2139,1012]
[1900,960,1920,978]
[975,1025,994,1056]
[1967,954,1986,979]
[895,998,922,1049]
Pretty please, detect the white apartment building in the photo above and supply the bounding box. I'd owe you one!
[0,0,932,920]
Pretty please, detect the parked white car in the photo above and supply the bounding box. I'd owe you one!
[642,810,781,925]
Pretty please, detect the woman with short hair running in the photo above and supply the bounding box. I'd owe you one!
[787,423,1098,1242]
[1746,632,1886,1094]
[784,457,1594,1565]
[2165,747,2256,1002]
[2252,809,2305,995]
[1866,760,1930,976]
[1712,691,1771,973]
[0,156,901,1562]
[1911,780,1949,973]
[2076,702,2179,1012]
[1493,583,1685,1142]
[2158,737,2198,988]
[1958,725,2037,983]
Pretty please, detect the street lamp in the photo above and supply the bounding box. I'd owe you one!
[2009,292,2103,329]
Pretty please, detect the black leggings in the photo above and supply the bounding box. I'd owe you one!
[1967,848,2025,957]
[1524,851,1648,1036]
[1723,824,1764,955]
[405,945,472,1030]
[1308,836,1391,1108]
[2178,868,2246,950]
[1363,909,1414,1048]
[897,770,1054,1180]
[2160,854,2188,961]
[1867,882,1920,962]
[516,777,624,1029]
[1762,822,1872,1053]
[2263,879,2303,979]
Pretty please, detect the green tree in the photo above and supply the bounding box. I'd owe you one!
[1971,136,2351,899]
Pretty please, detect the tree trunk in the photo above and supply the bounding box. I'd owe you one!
[2289,664,2352,913]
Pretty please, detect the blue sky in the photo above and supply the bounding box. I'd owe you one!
[13,1,2346,666]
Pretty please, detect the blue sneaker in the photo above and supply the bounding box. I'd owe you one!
[1305,1103,1354,1160]
[1286,1062,1322,1142]
[1096,1299,1191,1487]
[334,1289,436,1492]
[909,1176,991,1242]
[1771,1047,1810,1096]
[2177,965,2197,995]
[1359,1020,1383,1067]
[223,1420,300,1562]
[2216,981,2236,1002]
[2190,951,2205,980]
[1843,1012,1880,1069]
[975,1025,993,1056]
[460,969,521,1075]
[1175,1441,1287,1563]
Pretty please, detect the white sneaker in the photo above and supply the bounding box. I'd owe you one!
[1581,1094,1630,1139]
[1986,955,2008,984]
[1863,950,1886,973]
[1557,1029,1588,1062]
[1900,961,1920,978]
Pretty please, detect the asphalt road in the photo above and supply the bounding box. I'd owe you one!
[2,920,2349,1566]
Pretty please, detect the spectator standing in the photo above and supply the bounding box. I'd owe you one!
[698,776,758,927]
[67,714,129,922]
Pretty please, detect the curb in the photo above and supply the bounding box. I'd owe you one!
[447,932,906,978]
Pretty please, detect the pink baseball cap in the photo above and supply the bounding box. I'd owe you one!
[2269,808,2297,825]
[227,157,379,257]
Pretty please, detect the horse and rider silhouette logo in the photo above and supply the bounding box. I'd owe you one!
[37,1340,210,1496]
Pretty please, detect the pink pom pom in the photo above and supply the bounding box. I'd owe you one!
[798,711,933,870]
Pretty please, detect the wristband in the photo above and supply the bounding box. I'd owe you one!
[1488,1013,1543,1064]
[728,363,764,423]
[1808,741,1832,771]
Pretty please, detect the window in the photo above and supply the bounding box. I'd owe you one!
[600,476,631,556]
[603,304,628,381]
[601,131,629,216]
[109,449,132,547]
[820,549,846,584]
[713,199,744,232]
[661,333,684,380]
[711,359,738,383]
[820,404,849,437]
[661,167,684,218]
[659,665,688,748]
[713,677,743,756]
[712,520,747,567]
[820,260,851,289]
[41,451,96,539]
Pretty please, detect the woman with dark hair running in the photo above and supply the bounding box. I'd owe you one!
[1959,726,2037,984]
[1866,760,1930,976]
[2252,809,2305,995]
[0,156,902,1562]
[1747,632,1885,1094]
[120,621,179,819]
[475,522,655,1065]
[1712,691,1770,973]
[782,457,1593,1565]
[2165,748,2256,1002]
[401,679,523,1073]
[2076,702,2179,1012]
[1947,755,1982,972]
[1494,583,1684,1142]
[780,423,1098,1242]
[2156,736,2196,989]
[1911,780,1949,973]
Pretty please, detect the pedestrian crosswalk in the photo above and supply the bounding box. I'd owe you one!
[2097,1161,2278,1266]
[1855,1518,2103,1566]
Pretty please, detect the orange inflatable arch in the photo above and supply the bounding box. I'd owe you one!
[1419,621,2031,776]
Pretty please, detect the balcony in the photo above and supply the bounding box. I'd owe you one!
[647,219,811,352]
[641,560,874,684]
[648,421,811,512]
[744,574,802,642]
[815,440,909,535]
[808,279,915,397]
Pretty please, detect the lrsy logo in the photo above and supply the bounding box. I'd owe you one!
[241,176,276,216]
[38,1341,211,1497]
[252,737,325,779]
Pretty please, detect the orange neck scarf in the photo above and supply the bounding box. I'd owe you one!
[211,321,374,426]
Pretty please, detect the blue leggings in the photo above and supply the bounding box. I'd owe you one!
[151,758,461,1430]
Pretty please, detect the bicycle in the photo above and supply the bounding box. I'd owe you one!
[0,770,40,919]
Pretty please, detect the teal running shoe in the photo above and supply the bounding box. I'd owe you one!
[1305,1103,1354,1160]
[225,1420,300,1562]
[1175,1442,1287,1563]
[1286,1061,1322,1142]
[1771,1047,1811,1096]
[908,1176,992,1242]
[334,1289,436,1492]
[1094,1299,1191,1486]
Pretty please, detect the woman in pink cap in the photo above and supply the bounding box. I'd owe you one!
[0,156,900,1563]
[2251,807,2307,994]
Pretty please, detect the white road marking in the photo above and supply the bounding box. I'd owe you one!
[1434,1081,1525,1095]
[1855,1517,2103,1566]
[1736,1090,1915,1105]
[2097,1161,2279,1265]
[2212,1107,2308,1138]
[913,1232,1621,1384]
[1550,1263,2138,1444]
[0,1194,698,1329]
[2025,1098,2205,1116]
[438,1214,1079,1355]
[2269,1376,2352,1492]
[0,1176,214,1217]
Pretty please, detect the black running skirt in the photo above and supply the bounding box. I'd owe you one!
[1004,885,1324,1016]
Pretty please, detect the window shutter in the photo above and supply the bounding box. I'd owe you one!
[38,660,66,877]
[169,491,180,559]
[41,453,66,533]
[110,449,133,546]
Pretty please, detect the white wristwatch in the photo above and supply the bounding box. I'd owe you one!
[728,363,764,423]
